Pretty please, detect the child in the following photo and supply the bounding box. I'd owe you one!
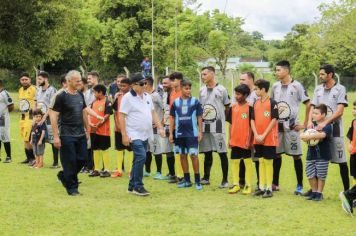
[30,109,47,168]
[250,79,278,198]
[227,84,253,194]
[169,80,203,190]
[300,104,332,201]
[339,101,356,214]
[88,84,113,178]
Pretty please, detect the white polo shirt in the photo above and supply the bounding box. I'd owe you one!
[120,90,154,141]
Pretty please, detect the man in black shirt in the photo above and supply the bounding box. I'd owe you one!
[50,70,103,196]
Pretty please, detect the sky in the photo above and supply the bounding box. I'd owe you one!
[197,0,333,40]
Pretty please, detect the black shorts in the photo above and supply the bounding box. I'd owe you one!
[254,145,277,159]
[231,146,251,159]
[92,134,111,150]
[351,154,356,177]
[115,132,132,151]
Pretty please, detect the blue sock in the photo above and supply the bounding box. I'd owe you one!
[184,173,191,183]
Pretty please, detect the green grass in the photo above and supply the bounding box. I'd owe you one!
[0,92,355,235]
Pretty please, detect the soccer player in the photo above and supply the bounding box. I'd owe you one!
[18,73,37,165]
[307,64,349,193]
[251,79,279,198]
[169,80,203,190]
[271,60,310,194]
[30,109,47,169]
[0,80,14,163]
[88,84,113,178]
[35,71,59,168]
[199,66,230,188]
[300,104,332,201]
[227,84,253,194]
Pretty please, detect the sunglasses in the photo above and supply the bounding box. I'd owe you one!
[135,82,147,86]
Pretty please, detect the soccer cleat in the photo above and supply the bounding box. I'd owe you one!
[177,181,192,188]
[111,171,122,178]
[100,170,111,178]
[242,186,252,195]
[228,185,240,194]
[153,172,169,180]
[302,189,313,197]
[253,189,265,197]
[294,185,303,196]
[305,192,316,200]
[3,157,12,163]
[272,184,280,191]
[28,159,36,166]
[339,191,353,214]
[219,181,229,189]
[133,187,150,196]
[195,183,203,191]
[312,192,323,201]
[262,190,273,198]
[168,176,178,184]
[200,178,210,185]
[20,159,29,164]
[88,170,100,177]
[143,171,151,177]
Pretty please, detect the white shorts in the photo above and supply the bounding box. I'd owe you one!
[199,132,227,153]
[148,134,165,155]
[276,130,302,156]
[46,124,54,144]
[0,116,10,142]
[330,137,347,164]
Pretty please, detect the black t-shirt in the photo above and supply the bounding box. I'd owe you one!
[31,123,47,144]
[306,123,333,161]
[52,90,87,137]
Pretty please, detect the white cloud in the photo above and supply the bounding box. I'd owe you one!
[196,0,333,40]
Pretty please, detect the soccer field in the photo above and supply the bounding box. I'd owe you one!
[0,92,355,235]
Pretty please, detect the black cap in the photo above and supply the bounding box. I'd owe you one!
[131,73,145,84]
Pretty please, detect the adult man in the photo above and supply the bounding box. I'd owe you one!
[307,64,349,192]
[50,70,103,196]
[35,71,59,168]
[18,73,37,165]
[199,66,230,188]
[271,60,310,194]
[0,80,14,163]
[141,57,151,77]
[119,73,164,196]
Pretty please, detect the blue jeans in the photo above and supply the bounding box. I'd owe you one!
[129,139,148,190]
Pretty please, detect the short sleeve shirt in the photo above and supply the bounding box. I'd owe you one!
[307,123,333,161]
[35,85,57,113]
[151,90,164,121]
[246,90,259,107]
[84,88,96,107]
[199,84,230,133]
[31,122,47,144]
[18,85,36,119]
[0,89,13,127]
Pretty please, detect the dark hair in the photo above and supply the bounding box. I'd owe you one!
[242,71,255,81]
[320,64,335,77]
[82,77,88,84]
[145,76,154,86]
[60,74,67,85]
[276,60,291,71]
[120,78,131,85]
[20,72,30,78]
[169,72,183,81]
[314,104,328,115]
[93,84,107,95]
[201,66,215,73]
[353,101,356,106]
[38,71,49,78]
[181,80,192,87]
[88,71,100,79]
[234,84,250,96]
[116,74,127,80]
[33,109,43,116]
[254,79,270,92]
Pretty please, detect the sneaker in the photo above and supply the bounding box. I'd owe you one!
[255,186,261,192]
[294,185,303,196]
[302,189,312,197]
[88,170,100,177]
[143,171,151,177]
[195,183,203,191]
[68,190,81,196]
[133,187,150,196]
[219,181,229,189]
[313,192,323,201]
[100,170,111,178]
[3,157,11,163]
[305,192,316,200]
[228,185,240,194]
[177,181,192,188]
[242,186,252,195]
[50,165,60,169]
[153,172,169,180]
[262,190,273,198]
[200,178,210,185]
[20,159,29,164]
[127,187,133,194]
[253,189,265,197]
[111,171,123,178]
[339,191,353,214]
[168,176,178,184]
[28,159,36,166]
[272,184,280,191]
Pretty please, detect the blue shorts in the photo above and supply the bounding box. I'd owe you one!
[174,137,198,155]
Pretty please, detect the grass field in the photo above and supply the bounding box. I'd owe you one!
[0,91,355,235]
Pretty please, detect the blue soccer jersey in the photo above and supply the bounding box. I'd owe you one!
[170,97,203,138]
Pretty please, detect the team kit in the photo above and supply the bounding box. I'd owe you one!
[0,61,356,214]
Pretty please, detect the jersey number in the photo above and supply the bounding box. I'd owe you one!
[290,143,298,151]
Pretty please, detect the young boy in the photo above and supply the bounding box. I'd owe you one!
[339,101,356,214]
[30,109,47,168]
[300,104,332,201]
[88,84,113,178]
[227,84,253,194]
[169,80,203,190]
[251,79,279,198]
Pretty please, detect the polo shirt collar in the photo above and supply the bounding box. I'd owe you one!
[130,89,137,96]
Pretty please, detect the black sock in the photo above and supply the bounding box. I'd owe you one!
[24,148,29,160]
[219,153,228,183]
[27,149,35,161]
[52,144,59,166]
[294,158,303,186]
[4,142,11,158]
[255,161,260,186]
[145,152,152,173]
[203,151,213,180]
[155,154,162,173]
[195,173,200,184]
[239,159,246,186]
[166,152,175,176]
[339,162,350,191]
[184,172,191,182]
[273,157,282,186]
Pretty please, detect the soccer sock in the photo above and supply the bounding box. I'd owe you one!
[231,159,240,186]
[339,162,350,191]
[4,142,11,158]
[294,158,303,187]
[184,172,191,183]
[195,173,200,184]
[259,158,266,190]
[145,151,152,173]
[28,148,35,161]
[219,153,228,183]
[203,151,213,180]
[128,152,134,172]
[93,150,101,171]
[265,158,273,191]
[166,152,175,176]
[255,161,260,186]
[102,149,110,171]
[116,151,124,172]
[52,144,59,166]
[175,154,183,178]
[244,158,253,187]
[155,154,162,173]
[24,148,29,161]
[273,157,282,186]
[239,160,246,186]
